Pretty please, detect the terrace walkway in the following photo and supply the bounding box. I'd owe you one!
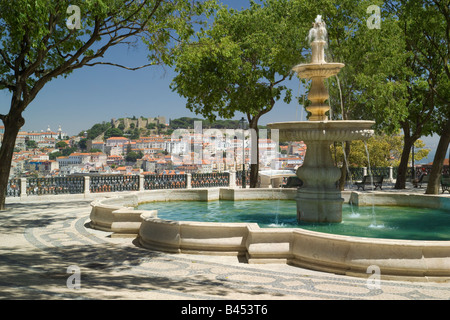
[1,187,450,301]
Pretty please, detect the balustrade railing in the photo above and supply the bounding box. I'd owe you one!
[27,177,84,195]
[369,167,391,178]
[347,167,364,182]
[191,173,229,188]
[6,165,450,198]
[6,179,20,197]
[144,174,186,190]
[90,175,139,193]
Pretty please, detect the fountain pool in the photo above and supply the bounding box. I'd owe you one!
[137,200,450,241]
[89,188,450,280]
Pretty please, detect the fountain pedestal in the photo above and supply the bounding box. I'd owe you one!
[296,140,343,222]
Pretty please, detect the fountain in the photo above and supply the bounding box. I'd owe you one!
[88,15,450,281]
[268,15,374,223]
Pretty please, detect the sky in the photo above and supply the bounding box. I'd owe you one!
[0,0,443,164]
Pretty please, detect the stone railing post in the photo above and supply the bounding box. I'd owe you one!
[20,178,27,198]
[139,174,145,192]
[389,166,394,183]
[229,170,236,188]
[186,173,192,189]
[84,176,90,196]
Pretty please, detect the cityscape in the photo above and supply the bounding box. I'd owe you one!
[2,116,306,179]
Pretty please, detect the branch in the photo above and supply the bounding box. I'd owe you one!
[273,74,289,86]
[0,49,14,70]
[84,61,157,70]
[0,80,15,91]
[26,0,164,107]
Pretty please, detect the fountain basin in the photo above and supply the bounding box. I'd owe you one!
[89,189,450,281]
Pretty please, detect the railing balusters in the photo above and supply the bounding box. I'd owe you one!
[7,165,448,198]
[144,174,187,190]
[192,172,229,188]
[5,179,20,197]
[25,177,84,195]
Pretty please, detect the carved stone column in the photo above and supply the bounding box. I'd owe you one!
[296,140,343,223]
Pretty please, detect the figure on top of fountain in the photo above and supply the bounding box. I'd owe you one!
[308,15,328,44]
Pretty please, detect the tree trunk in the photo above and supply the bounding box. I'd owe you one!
[0,110,25,210]
[249,121,259,188]
[394,135,414,189]
[426,118,450,194]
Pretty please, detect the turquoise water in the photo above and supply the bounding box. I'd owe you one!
[137,200,450,241]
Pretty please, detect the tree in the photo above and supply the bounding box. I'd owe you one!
[0,0,215,210]
[81,122,111,140]
[26,140,38,150]
[55,141,68,149]
[331,134,429,168]
[130,128,140,140]
[104,127,124,140]
[126,150,143,163]
[49,151,62,160]
[385,0,450,191]
[77,139,87,151]
[301,0,410,190]
[62,146,77,157]
[171,0,308,187]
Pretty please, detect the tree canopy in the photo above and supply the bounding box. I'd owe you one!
[171,0,309,186]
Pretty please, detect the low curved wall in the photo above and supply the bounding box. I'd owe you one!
[138,212,450,281]
[139,212,253,255]
[90,188,450,281]
[288,228,450,281]
[350,191,450,210]
[89,194,157,236]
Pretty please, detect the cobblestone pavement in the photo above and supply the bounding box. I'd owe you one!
[1,199,450,301]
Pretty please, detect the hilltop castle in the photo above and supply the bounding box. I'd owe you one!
[110,116,166,131]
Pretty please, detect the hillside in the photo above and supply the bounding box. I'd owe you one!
[79,116,252,141]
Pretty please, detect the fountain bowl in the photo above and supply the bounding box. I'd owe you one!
[293,62,345,79]
[268,120,375,142]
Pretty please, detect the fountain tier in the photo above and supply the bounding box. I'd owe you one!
[269,120,374,142]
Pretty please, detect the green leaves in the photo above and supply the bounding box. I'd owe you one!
[171,0,308,122]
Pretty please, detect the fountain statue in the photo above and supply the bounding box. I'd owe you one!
[268,15,374,223]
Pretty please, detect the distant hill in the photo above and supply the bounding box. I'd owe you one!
[79,116,258,141]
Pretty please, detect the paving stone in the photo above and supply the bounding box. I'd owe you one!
[0,198,449,301]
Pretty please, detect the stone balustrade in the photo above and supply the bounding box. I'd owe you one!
[6,165,450,199]
[6,172,232,198]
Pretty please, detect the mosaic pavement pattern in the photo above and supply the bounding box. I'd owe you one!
[0,200,450,300]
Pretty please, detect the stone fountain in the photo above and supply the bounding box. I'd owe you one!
[268,15,374,223]
[88,15,450,281]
